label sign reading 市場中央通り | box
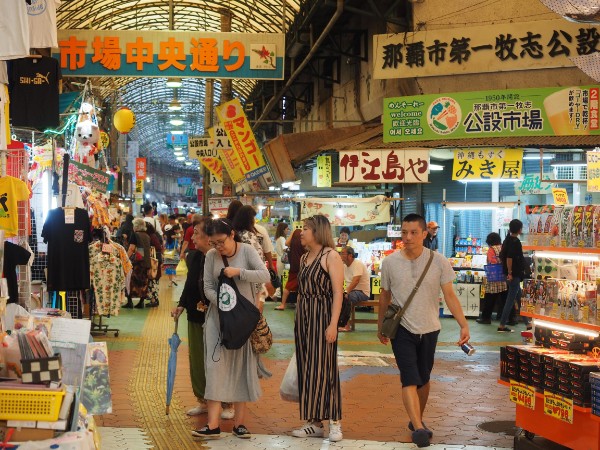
[383,86,600,143]
[338,149,429,184]
[373,19,596,79]
[54,30,284,79]
[452,148,523,181]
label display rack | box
[500,245,600,450]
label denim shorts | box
[391,325,440,387]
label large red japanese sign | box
[338,150,429,184]
[216,99,268,181]
[374,19,597,79]
[54,30,284,79]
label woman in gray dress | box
[193,218,270,440]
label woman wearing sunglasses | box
[291,214,345,442]
[193,218,270,440]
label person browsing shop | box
[377,214,470,448]
[423,221,439,251]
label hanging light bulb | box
[166,77,183,88]
[168,98,182,111]
[169,118,184,126]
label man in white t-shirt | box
[377,213,470,448]
[340,246,370,303]
[142,204,162,237]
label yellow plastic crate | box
[0,389,65,421]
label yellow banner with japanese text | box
[544,391,573,424]
[452,148,523,181]
[208,127,245,184]
[587,151,600,192]
[216,98,268,181]
[200,157,223,182]
[509,380,535,410]
[55,29,284,79]
[317,155,332,187]
[135,179,144,194]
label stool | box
[350,296,380,331]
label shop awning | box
[317,123,600,151]
[263,124,368,182]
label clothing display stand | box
[89,289,119,337]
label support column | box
[202,80,214,216]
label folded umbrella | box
[166,318,181,415]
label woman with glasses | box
[193,218,270,440]
[291,214,345,442]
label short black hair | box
[168,214,177,220]
[340,226,351,234]
[509,219,523,234]
[486,232,502,246]
[143,204,152,214]
[402,213,427,231]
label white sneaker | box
[292,421,324,438]
[329,420,342,442]
[186,404,207,416]
[220,407,235,420]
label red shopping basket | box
[484,264,505,282]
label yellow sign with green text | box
[453,149,523,181]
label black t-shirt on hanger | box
[3,241,32,304]
[8,56,61,130]
[41,207,91,291]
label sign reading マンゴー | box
[383,86,600,142]
[54,30,284,79]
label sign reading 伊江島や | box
[452,148,523,181]
[374,19,597,80]
[54,30,284,79]
[384,86,600,143]
[338,149,429,184]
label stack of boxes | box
[501,345,600,406]
[590,372,600,416]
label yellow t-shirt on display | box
[0,176,30,236]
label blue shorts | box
[347,290,369,303]
[391,325,440,388]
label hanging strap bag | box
[218,255,261,350]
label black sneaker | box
[191,425,221,439]
[497,327,514,333]
[412,429,431,447]
[232,424,252,439]
[475,319,491,324]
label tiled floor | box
[94,279,525,449]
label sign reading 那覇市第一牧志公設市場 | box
[373,19,597,80]
[54,30,284,79]
[383,86,600,143]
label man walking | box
[423,221,439,251]
[377,214,470,448]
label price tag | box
[102,243,113,254]
[544,391,573,424]
[64,208,75,224]
[509,380,535,410]
[371,277,381,295]
[552,188,568,205]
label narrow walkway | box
[94,278,523,449]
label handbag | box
[338,292,352,327]
[175,258,187,276]
[149,247,159,279]
[250,314,273,354]
[279,352,299,402]
[381,249,435,339]
[269,269,281,289]
[218,255,261,350]
[281,248,290,264]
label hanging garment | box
[0,85,9,150]
[41,207,91,291]
[8,56,61,130]
[0,176,31,237]
[3,241,32,304]
[27,0,60,48]
[89,241,125,316]
[0,0,29,60]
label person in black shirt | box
[498,219,525,333]
[171,218,210,416]
[423,221,439,251]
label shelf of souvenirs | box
[523,245,600,254]
[521,312,600,333]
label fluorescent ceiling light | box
[535,319,599,337]
[174,151,184,156]
[444,201,516,210]
[429,164,444,171]
[550,161,587,167]
[168,99,182,111]
[171,130,184,135]
[173,146,183,151]
[145,177,150,182]
[534,251,599,262]
[184,161,192,166]
[176,156,185,161]
[169,118,184,126]
[459,179,522,183]
[166,77,182,88]
[523,155,553,160]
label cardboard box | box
[9,427,54,442]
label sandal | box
[274,306,285,310]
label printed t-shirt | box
[0,0,29,60]
[41,207,91,291]
[380,249,455,335]
[27,0,60,48]
[0,176,31,237]
[9,56,61,130]
[3,241,32,304]
[344,258,371,296]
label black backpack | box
[218,256,260,350]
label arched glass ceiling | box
[57,0,302,171]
